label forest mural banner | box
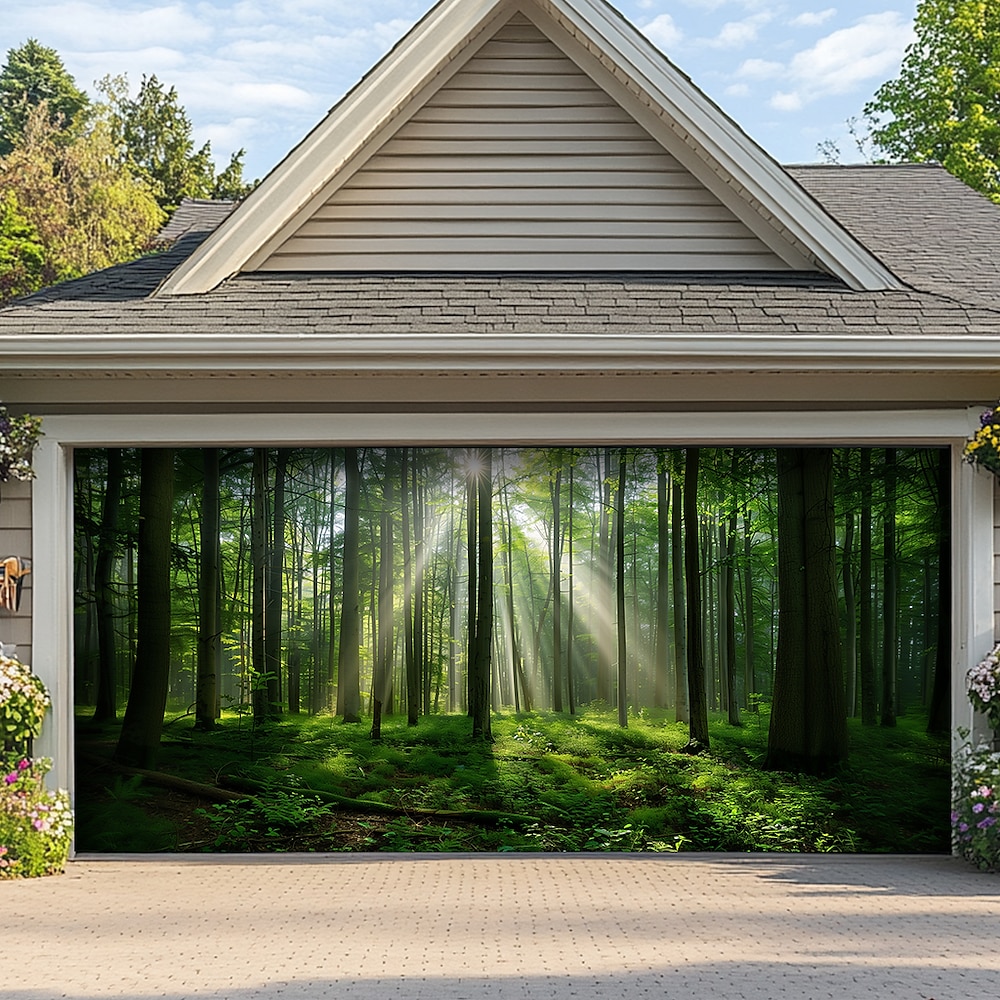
[72,446,951,854]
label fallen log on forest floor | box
[77,751,251,804]
[218,773,549,829]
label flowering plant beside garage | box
[0,654,72,878]
[968,642,1000,731]
[953,742,1000,872]
[0,403,42,485]
[964,403,1000,475]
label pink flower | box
[4,772,18,785]
[16,759,29,771]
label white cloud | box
[737,57,784,80]
[1,2,213,51]
[703,11,773,49]
[641,13,683,51]
[724,82,750,97]
[767,12,914,110]
[789,8,837,28]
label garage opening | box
[72,444,951,853]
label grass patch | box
[74,706,950,854]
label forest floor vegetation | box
[74,707,950,854]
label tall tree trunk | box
[597,448,612,703]
[338,447,362,723]
[742,508,755,711]
[859,449,877,725]
[470,450,493,740]
[767,448,847,774]
[566,452,576,716]
[115,449,175,769]
[373,450,395,740]
[324,449,338,715]
[501,455,531,712]
[551,463,563,712]
[401,450,418,724]
[927,448,952,734]
[251,447,268,721]
[615,447,628,728]
[725,500,740,727]
[466,451,478,716]
[93,448,123,723]
[195,447,220,730]
[881,447,898,727]
[843,500,857,717]
[264,448,289,718]
[653,453,670,709]
[684,448,709,749]
[413,456,427,716]
[672,472,688,723]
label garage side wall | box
[0,478,32,665]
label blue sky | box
[0,1,916,181]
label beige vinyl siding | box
[260,15,789,273]
[0,478,32,665]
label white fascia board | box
[3,333,1000,373]
[34,409,977,449]
[158,0,513,296]
[540,0,902,291]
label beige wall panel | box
[262,17,787,273]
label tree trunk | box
[251,447,268,722]
[470,450,493,740]
[195,447,220,730]
[742,507,755,711]
[767,448,847,774]
[859,449,877,726]
[881,447,898,727]
[615,448,628,728]
[597,448,612,703]
[653,454,670,709]
[373,450,395,740]
[93,448,123,723]
[684,448,709,749]
[566,452,576,716]
[551,463,563,712]
[672,472,688,723]
[842,499,857,717]
[115,449,175,769]
[264,448,289,718]
[466,451,478,716]
[338,447,362,723]
[927,448,952,734]
[725,495,741,727]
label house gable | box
[158,0,901,294]
[252,14,789,273]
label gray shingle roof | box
[2,164,999,340]
[155,199,237,243]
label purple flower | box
[4,772,18,785]
[951,810,960,823]
[960,823,970,833]
[977,817,997,830]
[973,802,986,814]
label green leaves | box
[865,0,1000,201]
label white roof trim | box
[3,333,996,373]
[158,0,901,296]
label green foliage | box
[0,191,46,300]
[864,0,1000,201]
[97,74,251,211]
[0,654,50,748]
[74,775,177,852]
[196,789,334,851]
[0,39,88,155]
[0,103,165,300]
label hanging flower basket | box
[964,403,1000,476]
[0,404,43,483]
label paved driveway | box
[2,854,998,999]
